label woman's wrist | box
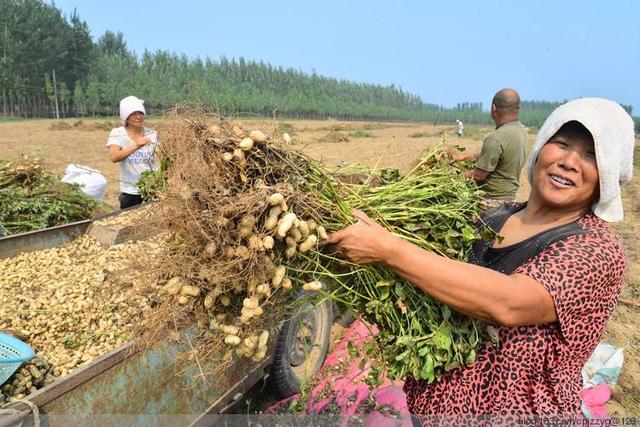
[379,232,402,266]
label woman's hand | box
[324,209,396,265]
[132,134,150,148]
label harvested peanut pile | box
[92,203,155,227]
[0,234,166,401]
[0,356,53,404]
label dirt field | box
[1,117,638,414]
[0,117,492,207]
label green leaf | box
[411,316,422,334]
[394,349,411,362]
[461,225,477,244]
[418,343,432,357]
[394,282,405,299]
[432,325,452,350]
[347,341,359,359]
[434,350,449,362]
[395,335,413,346]
[403,223,420,231]
[466,349,477,365]
[420,355,435,381]
[363,342,376,356]
[441,306,452,322]
[376,279,393,287]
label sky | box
[53,0,640,113]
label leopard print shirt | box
[404,213,627,417]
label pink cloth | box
[268,319,411,425]
[580,384,611,419]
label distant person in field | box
[456,119,464,137]
[460,88,528,201]
[106,96,158,209]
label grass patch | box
[349,130,373,138]
[316,124,352,132]
[49,120,117,131]
[316,122,390,132]
[457,127,490,141]
[409,131,431,138]
[0,116,27,123]
[49,121,73,130]
[278,122,296,135]
[317,130,350,143]
[74,120,117,131]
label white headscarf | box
[526,98,635,222]
[119,96,146,126]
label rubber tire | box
[269,293,333,398]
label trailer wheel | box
[269,294,333,398]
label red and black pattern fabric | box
[404,205,627,418]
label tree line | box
[1,0,637,131]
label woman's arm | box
[326,210,557,327]
[384,236,556,326]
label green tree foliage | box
[96,30,128,56]
[2,1,637,130]
[0,0,94,117]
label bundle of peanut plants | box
[143,108,338,372]
[146,108,491,384]
[0,158,102,235]
[313,149,493,381]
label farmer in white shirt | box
[106,96,158,209]
[456,119,464,137]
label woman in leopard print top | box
[325,98,635,421]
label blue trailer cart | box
[0,210,332,426]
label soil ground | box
[1,117,638,415]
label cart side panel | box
[0,220,91,259]
[30,329,266,426]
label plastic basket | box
[0,332,35,386]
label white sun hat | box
[526,98,635,222]
[119,95,146,125]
